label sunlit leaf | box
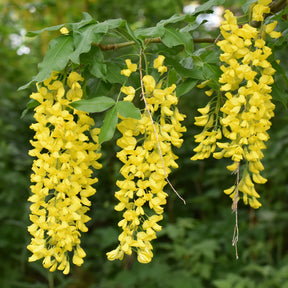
[122,20,141,44]
[157,14,186,26]
[36,35,74,82]
[70,96,115,113]
[26,12,96,37]
[191,0,225,15]
[26,24,65,37]
[94,18,124,33]
[72,12,96,29]
[70,24,103,64]
[242,0,258,13]
[135,26,165,39]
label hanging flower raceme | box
[28,71,102,274]
[190,81,222,161]
[107,56,186,263]
[196,1,280,209]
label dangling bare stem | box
[138,48,186,205]
[231,162,240,259]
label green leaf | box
[106,63,126,84]
[201,49,220,64]
[134,26,165,39]
[81,46,107,79]
[71,12,96,29]
[157,14,186,26]
[85,78,112,99]
[180,21,202,33]
[18,77,36,91]
[70,24,103,64]
[202,63,221,82]
[99,106,118,144]
[272,82,288,107]
[21,99,39,118]
[242,0,257,14]
[36,35,74,82]
[70,19,124,65]
[119,20,141,45]
[272,60,288,87]
[165,57,203,79]
[192,0,225,15]
[116,101,141,119]
[26,24,65,37]
[94,18,124,33]
[162,27,193,55]
[176,79,197,97]
[26,12,96,37]
[70,96,115,113]
[167,69,178,87]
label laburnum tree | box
[21,0,288,275]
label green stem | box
[142,52,148,76]
[117,79,128,102]
[48,272,54,288]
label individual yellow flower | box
[121,59,137,77]
[121,86,136,101]
[142,75,156,93]
[60,27,69,35]
[153,55,167,75]
[264,21,282,38]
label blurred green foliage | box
[1,0,288,287]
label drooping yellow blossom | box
[28,71,102,274]
[121,59,138,77]
[263,21,282,38]
[191,81,223,161]
[154,55,167,75]
[107,56,186,263]
[121,86,136,102]
[252,0,271,21]
[142,75,156,93]
[208,6,281,209]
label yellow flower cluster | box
[107,56,186,263]
[191,0,281,165]
[214,3,280,208]
[190,97,222,161]
[28,71,102,274]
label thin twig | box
[214,33,221,44]
[231,162,240,260]
[138,48,186,205]
[94,37,215,51]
